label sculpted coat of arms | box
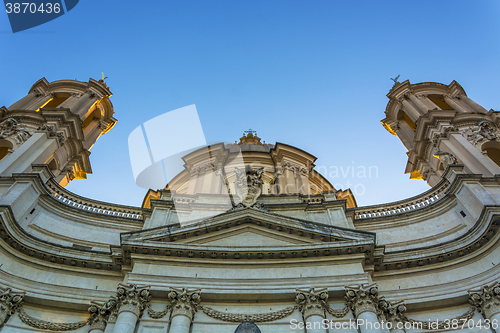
[233,165,264,207]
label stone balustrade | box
[353,179,450,219]
[46,179,143,219]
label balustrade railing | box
[353,179,451,219]
[45,179,143,219]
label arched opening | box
[0,140,13,161]
[428,94,453,110]
[47,159,58,172]
[82,106,102,131]
[43,92,71,108]
[482,141,500,167]
[234,321,261,333]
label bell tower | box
[0,77,117,186]
[382,80,500,186]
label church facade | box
[0,78,499,332]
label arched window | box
[0,139,13,161]
[482,141,500,167]
[235,321,261,333]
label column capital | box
[295,287,328,320]
[0,286,24,325]
[378,299,406,325]
[469,282,500,318]
[345,283,380,317]
[116,284,151,318]
[168,287,201,321]
[88,297,119,330]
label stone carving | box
[146,303,171,319]
[345,283,380,317]
[0,287,24,326]
[282,161,308,177]
[38,124,66,146]
[234,165,264,207]
[402,308,475,329]
[116,284,151,317]
[469,281,500,318]
[18,307,88,331]
[0,117,32,144]
[201,305,296,323]
[433,149,458,168]
[234,321,262,333]
[88,298,118,331]
[461,120,500,146]
[168,288,201,321]
[378,299,406,324]
[295,288,328,320]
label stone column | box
[70,91,100,119]
[113,284,151,333]
[88,298,119,333]
[443,95,468,113]
[458,94,488,114]
[345,284,383,333]
[400,97,421,122]
[168,288,201,333]
[8,92,38,110]
[378,299,407,333]
[408,94,429,113]
[0,287,24,327]
[295,288,328,333]
[469,282,500,328]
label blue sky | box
[1,1,499,207]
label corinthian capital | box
[378,299,406,324]
[295,288,328,320]
[345,283,380,317]
[469,282,500,318]
[88,297,119,330]
[116,284,151,317]
[168,287,201,321]
[0,287,24,326]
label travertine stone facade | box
[0,78,499,332]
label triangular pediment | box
[122,207,374,246]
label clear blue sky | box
[1,1,499,207]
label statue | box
[390,74,401,86]
[233,165,264,207]
[433,149,458,168]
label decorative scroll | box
[147,304,171,319]
[201,305,296,323]
[18,307,88,331]
[324,304,349,318]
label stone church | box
[0,78,499,333]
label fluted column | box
[346,284,383,333]
[295,288,328,333]
[469,282,500,328]
[0,287,24,327]
[168,288,201,333]
[113,284,151,333]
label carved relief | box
[295,288,328,320]
[0,117,32,144]
[469,281,500,318]
[168,287,201,321]
[115,284,151,318]
[460,120,500,147]
[433,149,459,168]
[234,165,264,207]
[345,283,380,317]
[38,125,66,146]
[0,287,24,326]
[88,298,118,330]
